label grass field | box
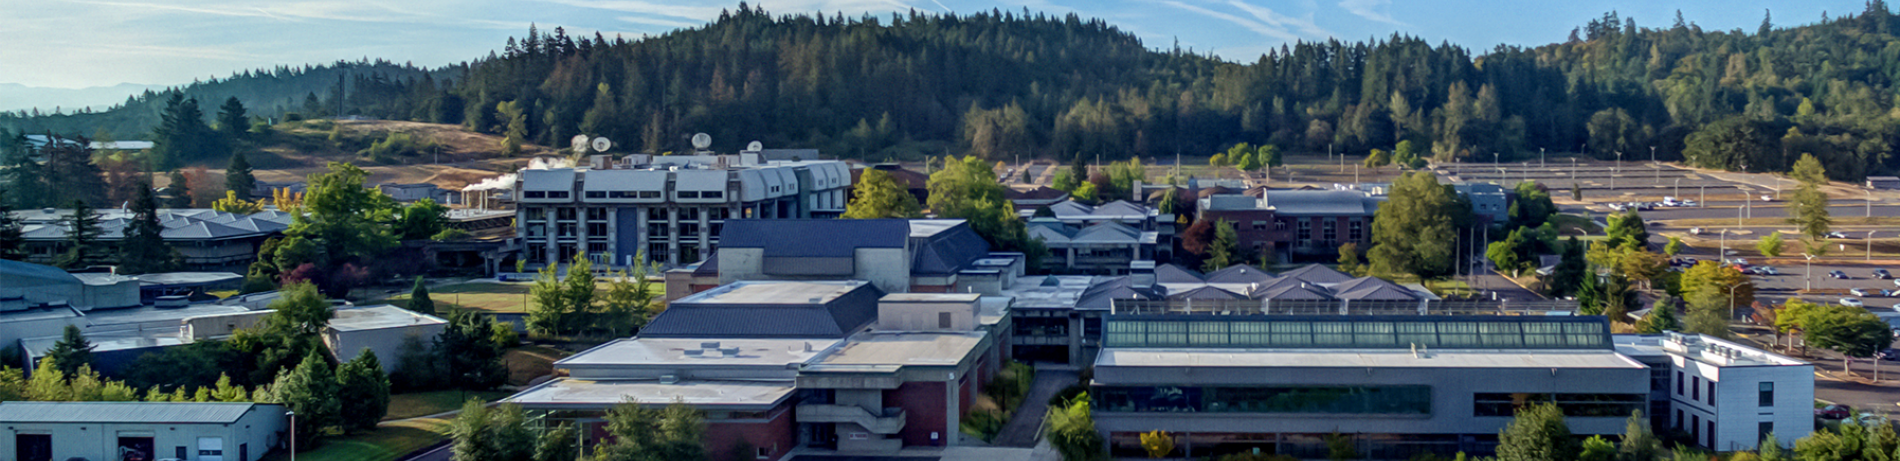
[259,418,452,461]
[385,390,512,421]
[1548,214,1604,235]
[383,282,533,313]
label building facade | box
[0,402,286,461]
[514,153,851,268]
[1616,333,1814,451]
[1197,190,1382,263]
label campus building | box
[667,219,1024,298]
[1027,200,1164,274]
[1196,190,1383,263]
[513,152,852,268]
[10,208,294,270]
[504,280,1007,459]
[0,401,286,461]
[1614,333,1814,451]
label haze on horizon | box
[0,0,1869,92]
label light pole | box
[1613,151,1622,193]
[1700,185,1707,207]
[1869,190,1874,218]
[1871,231,1878,261]
[1540,147,1546,168]
[288,410,297,461]
[1729,283,1740,323]
[1651,146,1658,184]
[1805,253,1817,291]
[1720,229,1728,256]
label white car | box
[1758,266,1779,275]
[1761,195,1774,202]
[1683,200,1699,207]
[1853,288,1872,297]
[1843,298,1866,308]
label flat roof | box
[812,331,985,368]
[674,280,868,305]
[0,306,83,324]
[881,293,983,303]
[557,337,840,368]
[1097,348,1649,370]
[328,305,447,332]
[1103,315,1614,350]
[1614,333,1809,367]
[22,325,189,356]
[1001,275,1097,309]
[505,379,796,409]
[81,304,253,326]
[0,402,277,424]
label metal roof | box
[1202,265,1276,284]
[1277,264,1355,284]
[909,220,990,275]
[1261,190,1381,216]
[1103,315,1613,350]
[0,259,79,287]
[642,281,883,338]
[719,219,908,258]
[0,402,276,424]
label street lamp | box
[1729,283,1741,323]
[287,410,297,461]
[1805,253,1817,291]
[1651,146,1658,184]
[1674,178,1681,199]
[1613,151,1622,193]
[1871,231,1879,261]
[1540,147,1546,168]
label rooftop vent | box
[700,341,721,350]
[659,375,679,384]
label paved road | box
[990,369,1077,448]
[1468,270,1546,302]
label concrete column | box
[542,207,557,268]
[698,206,711,253]
[575,206,589,264]
[634,206,648,263]
[605,207,618,267]
[944,374,960,447]
[1068,314,1084,365]
[666,207,680,265]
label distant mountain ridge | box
[0,82,165,113]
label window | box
[678,191,701,199]
[1274,220,1287,231]
[647,223,669,238]
[679,208,700,221]
[588,242,609,254]
[547,191,570,199]
[1759,382,1774,407]
[557,223,576,237]
[939,312,954,329]
[557,208,577,220]
[1759,422,1774,445]
[1708,381,1716,405]
[709,208,731,221]
[1707,421,1715,448]
[608,191,635,198]
[1676,371,1684,395]
[524,191,547,199]
[647,208,669,222]
[1297,220,1312,242]
[757,446,772,460]
[1472,393,1646,417]
[585,191,606,199]
[681,223,700,236]
[1349,221,1363,241]
[587,223,607,236]
[527,208,547,221]
[1691,376,1700,401]
[648,243,670,261]
[1675,409,1683,429]
[1252,221,1267,230]
[587,208,607,221]
[1691,415,1701,443]
[703,190,725,199]
[1322,220,1336,243]
[1095,385,1430,415]
[638,191,662,199]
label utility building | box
[0,401,286,461]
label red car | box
[1817,404,1852,420]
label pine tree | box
[45,325,94,378]
[335,348,390,433]
[1202,219,1238,272]
[0,189,23,260]
[271,351,339,450]
[406,276,436,315]
[53,200,104,269]
[217,97,249,143]
[226,151,256,202]
[166,170,193,208]
[119,182,178,274]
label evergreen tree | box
[226,151,256,202]
[166,170,193,208]
[1368,171,1468,278]
[1636,300,1681,333]
[1788,154,1833,242]
[270,352,339,450]
[1496,403,1575,461]
[1202,219,1237,272]
[217,96,249,142]
[119,182,179,274]
[1549,237,1588,297]
[53,200,104,269]
[1759,231,1785,257]
[438,309,509,390]
[335,348,390,433]
[406,276,436,315]
[0,190,24,260]
[44,325,94,378]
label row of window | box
[1675,372,1765,407]
[536,190,730,200]
[1094,385,1432,415]
[526,206,736,222]
[1471,393,1646,417]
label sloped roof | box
[1279,264,1355,284]
[1007,186,1070,201]
[719,219,909,258]
[1167,285,1248,300]
[1257,283,1333,300]
[1262,190,1381,216]
[909,220,990,275]
[0,259,80,287]
[1331,276,1422,301]
[1069,221,1142,244]
[1076,276,1162,310]
[1153,264,1205,284]
[1027,220,1077,244]
[642,281,883,339]
[0,402,275,424]
[1203,264,1277,284]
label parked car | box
[1879,349,1900,361]
[1608,203,1625,211]
[1852,288,1872,297]
[1877,269,1892,279]
[1893,278,1900,287]
[1761,194,1774,202]
[1861,414,1892,427]
[1683,200,1699,207]
[1819,405,1853,420]
[1829,231,1850,239]
[1690,227,1704,235]
[1758,266,1778,275]
[1843,298,1866,308]
[1833,270,1851,279]
[1729,258,1750,266]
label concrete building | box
[671,219,1023,298]
[0,259,141,312]
[1090,315,1649,459]
[322,305,448,373]
[0,401,286,461]
[1452,182,1510,225]
[513,152,852,268]
[1196,190,1383,263]
[11,209,293,270]
[1028,200,1163,274]
[1615,333,1814,451]
[376,183,450,203]
[505,280,1004,459]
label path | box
[990,369,1077,448]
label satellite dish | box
[591,137,613,153]
[691,133,712,150]
[571,134,590,152]
[746,140,763,152]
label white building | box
[322,305,449,373]
[1615,332,1814,451]
[0,401,286,461]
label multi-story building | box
[513,153,852,268]
[667,219,1023,298]
[1197,190,1383,263]
[1615,333,1814,451]
[11,208,292,270]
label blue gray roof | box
[909,220,990,275]
[0,402,278,424]
[0,259,79,287]
[1261,190,1383,216]
[1203,264,1276,284]
[719,219,909,258]
[641,281,884,339]
[1278,264,1356,285]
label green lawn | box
[1549,214,1604,235]
[259,418,452,461]
[1423,279,1477,298]
[386,390,512,420]
[380,280,665,314]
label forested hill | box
[0,60,454,140]
[13,3,1900,180]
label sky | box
[0,0,1874,91]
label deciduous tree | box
[843,169,923,219]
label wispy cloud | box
[1159,0,1300,41]
[1337,0,1401,25]
[617,15,702,29]
[1227,0,1332,38]
[535,0,724,20]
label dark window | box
[1472,393,1646,417]
[1677,371,1684,395]
[1759,382,1774,407]
[1707,421,1715,447]
[524,191,547,199]
[681,223,700,236]
[1252,221,1267,230]
[757,446,771,459]
[1692,415,1701,444]
[1691,376,1700,401]
[1095,385,1430,415]
[1708,381,1716,405]
[648,243,670,261]
[588,242,609,254]
[557,223,576,237]
[638,191,662,199]
[679,208,700,221]
[585,191,606,199]
[1349,221,1363,241]
[527,208,547,221]
[1759,422,1774,445]
[557,208,576,220]
[1274,220,1287,231]
[587,223,607,236]
[679,191,701,199]
[1322,220,1337,243]
[647,223,669,237]
[704,190,725,199]
[608,191,634,198]
[939,312,954,329]
[709,208,730,221]
[177,446,189,459]
[20,435,55,461]
[1675,409,1683,429]
[547,191,570,199]
[647,208,668,222]
[587,208,607,221]
[1297,220,1312,242]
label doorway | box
[16,434,50,461]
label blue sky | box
[0,0,1871,90]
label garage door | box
[197,437,224,461]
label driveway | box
[990,369,1078,448]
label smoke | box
[463,156,574,192]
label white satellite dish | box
[591,137,613,153]
[746,140,763,152]
[571,135,591,153]
[691,133,713,150]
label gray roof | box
[1075,276,1162,310]
[1152,264,1206,284]
[0,259,79,287]
[1167,285,1247,300]
[1330,276,1421,301]
[1278,264,1355,285]
[1261,190,1382,216]
[642,281,883,339]
[910,220,990,275]
[0,402,277,424]
[719,219,909,258]
[1203,264,1276,284]
[15,208,289,242]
